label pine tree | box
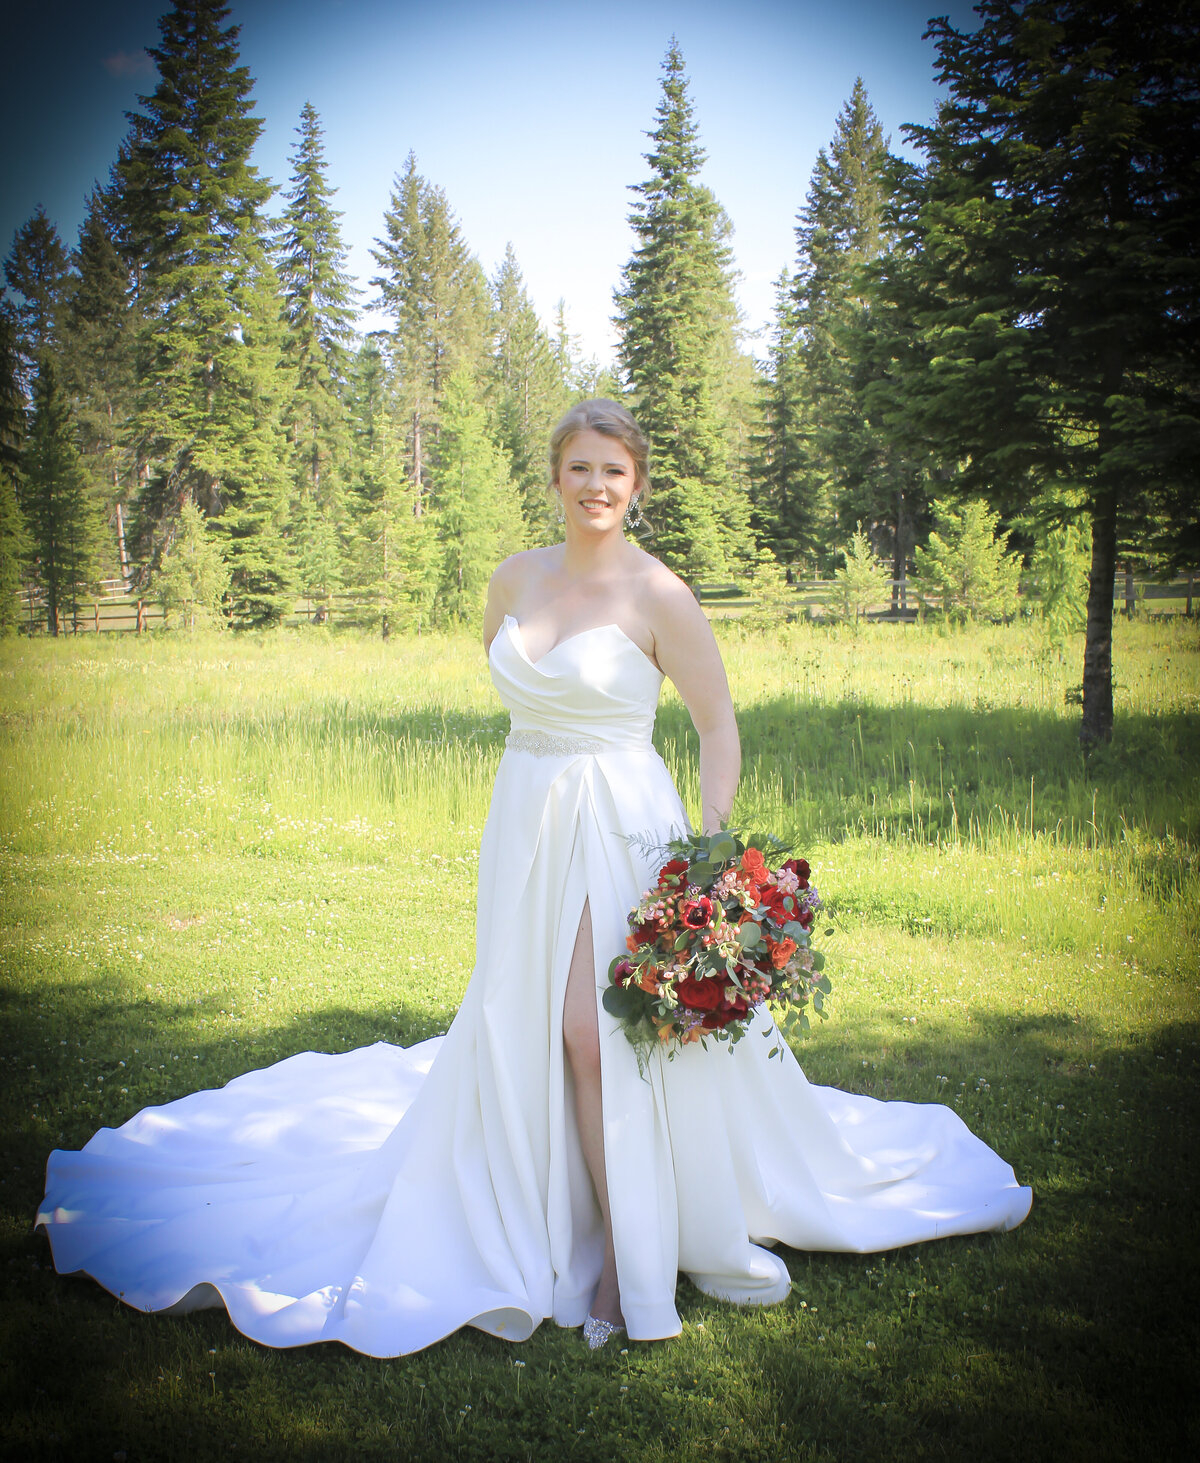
[831,523,893,625]
[740,546,796,632]
[276,100,357,603]
[490,244,565,545]
[61,190,138,552]
[752,268,824,567]
[344,336,436,633]
[119,0,292,625]
[1028,522,1090,643]
[614,41,751,582]
[0,470,28,636]
[765,80,926,587]
[152,498,230,627]
[886,0,1200,741]
[3,207,69,390]
[371,155,491,505]
[0,309,30,633]
[345,334,391,502]
[430,367,525,624]
[913,500,1021,623]
[22,359,104,633]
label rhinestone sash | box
[505,728,605,758]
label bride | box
[37,399,1031,1356]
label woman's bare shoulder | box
[490,546,560,601]
[632,550,707,621]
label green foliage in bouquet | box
[603,828,831,1064]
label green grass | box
[1,617,1197,1462]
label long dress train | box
[36,617,1031,1355]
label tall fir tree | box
[884,0,1200,743]
[3,207,70,390]
[490,244,566,545]
[761,80,926,588]
[344,335,438,632]
[22,358,104,633]
[0,309,30,633]
[276,100,357,611]
[119,0,291,625]
[752,268,819,566]
[61,189,138,565]
[430,367,525,624]
[614,41,750,581]
[371,155,491,507]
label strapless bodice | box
[489,615,663,753]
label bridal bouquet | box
[603,829,830,1060]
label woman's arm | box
[645,576,741,834]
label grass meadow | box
[1,615,1197,1462]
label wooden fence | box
[697,571,1199,620]
[12,570,1198,633]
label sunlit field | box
[1,617,1197,1461]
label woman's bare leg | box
[562,899,623,1326]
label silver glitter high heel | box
[583,1314,625,1351]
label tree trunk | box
[115,501,130,587]
[1124,561,1135,617]
[1080,493,1117,747]
[892,488,907,613]
[412,408,423,515]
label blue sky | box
[1,0,978,363]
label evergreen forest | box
[1,0,1196,745]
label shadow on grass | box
[657,696,1200,847]
[2,965,1197,1462]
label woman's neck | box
[560,526,632,580]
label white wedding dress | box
[37,617,1031,1355]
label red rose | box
[784,857,811,890]
[681,896,714,929]
[702,996,749,1030]
[757,885,793,923]
[676,974,723,1011]
[658,857,689,888]
[631,919,658,946]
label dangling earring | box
[624,494,643,531]
[554,492,565,526]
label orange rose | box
[626,934,639,954]
[769,936,797,969]
[638,965,661,994]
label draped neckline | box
[501,615,662,676]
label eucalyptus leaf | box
[602,985,638,1019]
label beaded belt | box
[505,728,606,758]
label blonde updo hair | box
[548,398,651,498]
